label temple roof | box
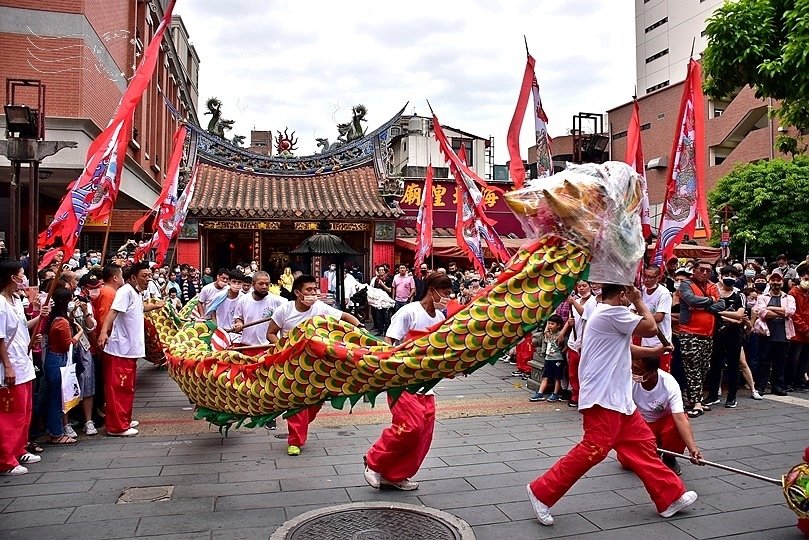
[189,161,400,221]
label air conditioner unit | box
[647,157,667,170]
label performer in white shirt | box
[631,353,704,476]
[364,273,453,491]
[266,275,360,456]
[232,272,284,346]
[196,268,230,318]
[211,270,245,343]
[640,265,673,371]
[527,284,697,527]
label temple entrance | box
[207,230,254,270]
[261,229,368,283]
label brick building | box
[0,0,199,253]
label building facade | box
[635,0,724,95]
[0,0,199,253]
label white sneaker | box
[751,390,763,400]
[63,425,78,438]
[107,427,139,437]
[18,453,41,464]
[0,465,28,476]
[84,421,98,436]
[382,478,419,491]
[526,484,554,525]
[129,420,140,428]
[659,490,698,518]
[364,466,382,489]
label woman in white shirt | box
[0,260,50,475]
[364,273,453,491]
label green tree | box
[709,157,809,259]
[702,0,809,155]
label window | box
[657,113,666,120]
[713,108,724,118]
[641,123,651,131]
[645,17,668,33]
[645,49,669,64]
[451,138,473,166]
[612,130,627,141]
[646,80,670,93]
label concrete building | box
[635,0,725,95]
[0,0,200,253]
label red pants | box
[287,404,323,447]
[567,349,581,402]
[529,405,685,513]
[366,392,436,483]
[104,354,138,434]
[640,414,685,456]
[0,381,32,469]
[515,337,534,374]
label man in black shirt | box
[704,266,746,408]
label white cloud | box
[176,0,636,162]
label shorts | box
[542,360,566,381]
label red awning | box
[646,243,723,262]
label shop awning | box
[190,162,400,221]
[646,243,723,262]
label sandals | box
[687,408,704,418]
[47,435,77,445]
[26,442,44,454]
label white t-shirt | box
[641,285,672,347]
[144,280,162,300]
[271,300,343,336]
[0,295,35,385]
[104,283,145,358]
[568,295,595,352]
[233,292,285,345]
[633,370,684,423]
[578,303,641,415]
[386,302,445,344]
[198,282,226,311]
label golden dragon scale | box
[147,236,587,425]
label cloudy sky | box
[174,0,636,162]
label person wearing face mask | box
[232,272,284,347]
[786,265,809,391]
[703,267,746,408]
[364,273,453,491]
[752,272,795,396]
[196,268,230,319]
[630,354,704,476]
[210,271,245,343]
[527,285,697,527]
[776,255,797,280]
[266,275,360,456]
[323,264,337,296]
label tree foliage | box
[708,157,809,259]
[702,0,809,154]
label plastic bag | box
[504,161,646,285]
[61,344,81,413]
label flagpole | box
[100,210,114,264]
[523,35,529,56]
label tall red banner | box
[625,100,652,239]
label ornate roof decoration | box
[193,104,407,177]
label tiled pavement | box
[1,358,807,539]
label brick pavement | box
[1,358,807,539]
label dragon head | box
[505,161,645,285]
[204,97,222,114]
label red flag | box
[37,0,178,267]
[135,161,200,265]
[133,125,187,234]
[626,100,652,239]
[653,59,709,265]
[506,52,553,189]
[413,163,434,275]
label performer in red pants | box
[527,284,697,527]
[631,354,703,475]
[364,274,452,490]
[266,275,360,456]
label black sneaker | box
[725,399,737,408]
[703,396,721,406]
[511,370,525,377]
[567,400,578,408]
[662,455,682,476]
[772,387,788,396]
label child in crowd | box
[530,314,566,402]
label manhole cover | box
[117,485,174,504]
[271,502,475,540]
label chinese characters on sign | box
[400,182,499,208]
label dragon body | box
[146,162,645,427]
